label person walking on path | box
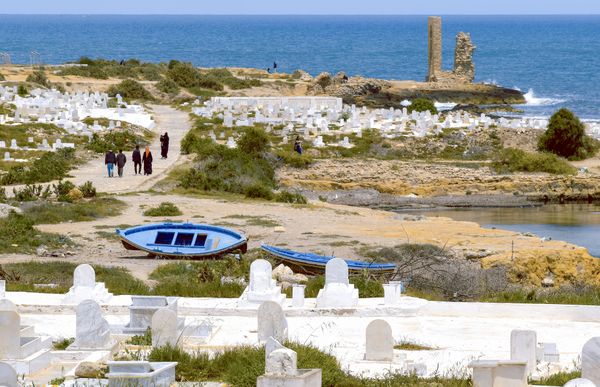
[142,146,153,176]
[160,132,170,159]
[116,149,127,178]
[105,149,116,177]
[132,145,142,175]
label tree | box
[538,108,597,160]
[408,98,438,115]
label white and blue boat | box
[117,222,248,259]
[261,244,396,275]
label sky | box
[2,0,600,15]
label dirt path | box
[69,105,191,194]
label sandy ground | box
[0,191,589,285]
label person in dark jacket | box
[293,136,303,155]
[142,146,153,176]
[116,149,127,178]
[132,145,142,175]
[160,132,170,159]
[105,149,116,177]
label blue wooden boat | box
[261,244,396,275]
[117,223,247,259]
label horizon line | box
[0,13,598,16]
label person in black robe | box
[160,132,170,159]
[142,146,153,175]
[132,145,142,175]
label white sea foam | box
[523,89,566,106]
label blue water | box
[1,15,599,118]
[400,204,600,257]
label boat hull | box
[261,244,396,276]
[117,223,248,259]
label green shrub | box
[244,184,273,200]
[492,148,576,175]
[237,127,270,155]
[156,77,180,95]
[143,202,183,217]
[53,179,76,201]
[17,84,28,96]
[538,108,598,160]
[409,98,438,115]
[0,212,69,253]
[107,79,153,100]
[12,184,51,201]
[127,328,152,346]
[23,197,127,224]
[86,131,148,153]
[52,338,75,350]
[0,148,76,185]
[26,69,49,87]
[179,137,275,196]
[534,370,581,386]
[276,150,313,168]
[79,181,97,198]
[167,62,201,88]
[274,191,307,204]
[0,73,5,81]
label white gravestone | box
[510,330,537,375]
[257,301,288,343]
[583,337,600,385]
[292,284,305,307]
[316,258,358,308]
[70,300,111,349]
[266,348,297,376]
[152,308,178,348]
[0,310,21,359]
[63,264,112,304]
[383,281,402,306]
[0,362,18,387]
[365,319,394,361]
[242,259,285,305]
[0,280,5,299]
[564,379,597,387]
[257,342,322,387]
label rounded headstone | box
[583,337,600,385]
[325,258,349,285]
[564,379,597,387]
[365,319,394,361]
[257,301,287,343]
[151,308,178,348]
[0,311,21,359]
[0,362,17,387]
[73,264,96,287]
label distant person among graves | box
[267,67,271,74]
[142,146,153,176]
[105,149,116,177]
[116,149,127,178]
[132,145,142,175]
[160,132,170,159]
[273,62,278,73]
[293,136,303,155]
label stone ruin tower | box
[426,16,476,84]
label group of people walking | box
[104,132,169,178]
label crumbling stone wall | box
[453,32,476,83]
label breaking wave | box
[524,89,566,106]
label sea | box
[1,15,599,118]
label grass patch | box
[482,284,600,305]
[0,148,77,185]
[107,79,153,101]
[143,202,183,217]
[532,370,581,386]
[23,197,126,224]
[149,257,250,298]
[394,341,435,351]
[95,230,121,241]
[52,338,75,350]
[148,342,471,386]
[2,261,150,295]
[222,215,281,228]
[492,148,576,175]
[126,328,152,346]
[0,212,70,254]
